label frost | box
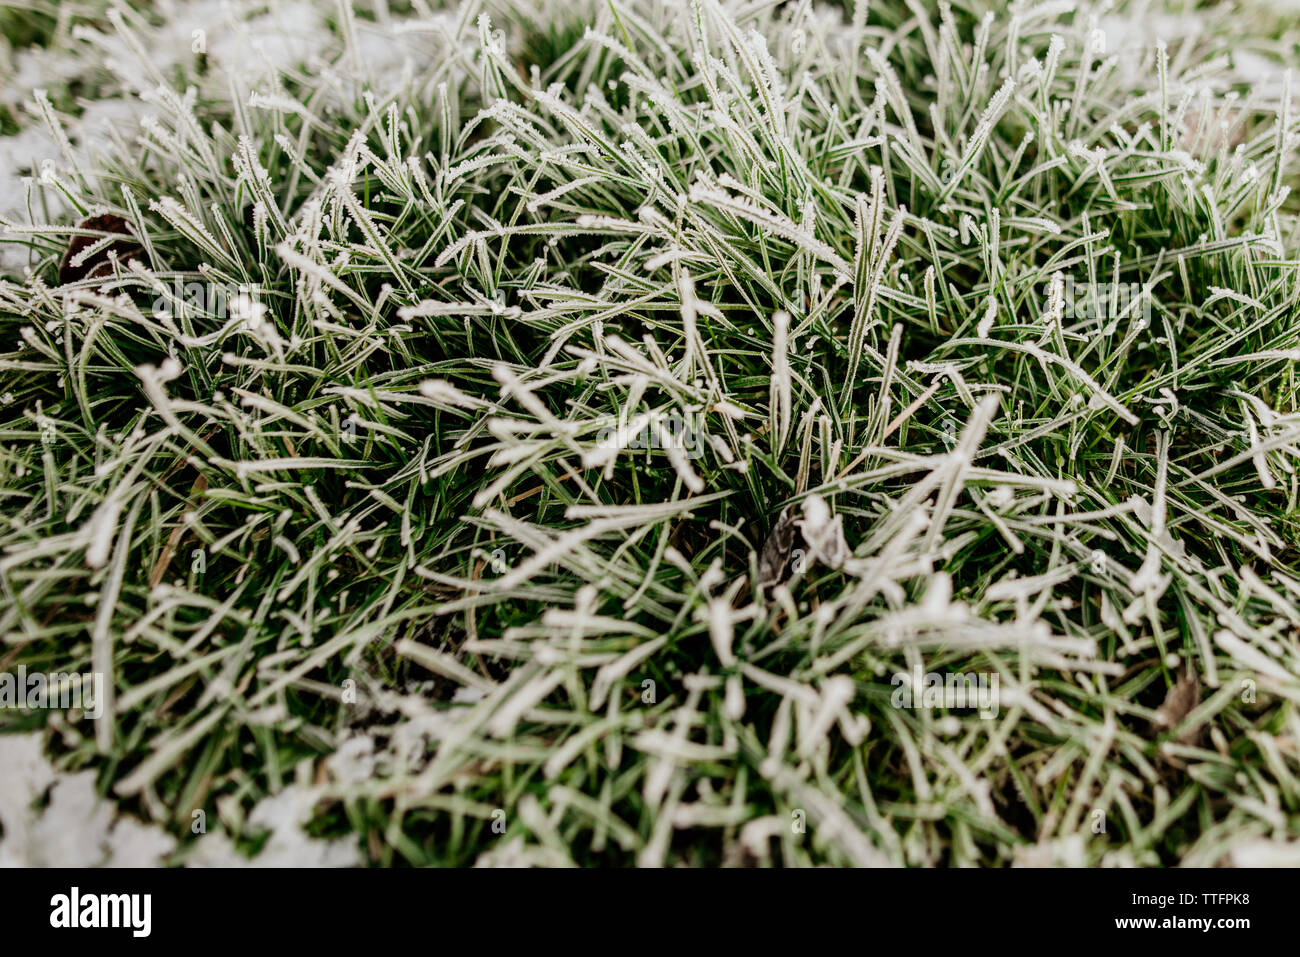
[0,734,175,867]
[796,494,849,570]
[186,784,360,868]
[1228,838,1300,868]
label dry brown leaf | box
[755,506,797,591]
[1152,668,1202,746]
[59,214,147,285]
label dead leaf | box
[1152,668,1201,745]
[756,506,797,591]
[59,213,147,285]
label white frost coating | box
[1229,838,1300,868]
[1,0,1297,873]
[83,494,125,570]
[187,783,361,868]
[0,734,175,867]
[977,296,997,338]
[771,310,792,454]
[797,493,849,570]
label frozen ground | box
[1,0,1299,866]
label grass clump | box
[1,0,1300,867]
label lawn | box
[1,0,1299,867]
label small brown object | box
[1152,668,1201,745]
[755,505,797,592]
[58,213,147,285]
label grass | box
[1,0,1299,867]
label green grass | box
[1,0,1300,867]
